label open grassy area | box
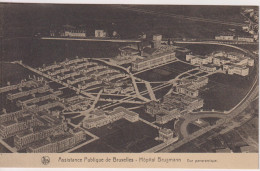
[72,119,160,152]
[187,123,201,134]
[0,63,36,87]
[200,72,256,111]
[136,61,195,82]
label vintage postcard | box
[0,2,259,169]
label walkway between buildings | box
[144,81,157,101]
[139,118,160,130]
[129,73,150,102]
[89,89,103,111]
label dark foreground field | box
[71,119,160,152]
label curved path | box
[180,113,226,138]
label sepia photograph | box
[0,2,259,168]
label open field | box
[200,72,256,111]
[187,124,201,134]
[136,61,195,82]
[2,5,247,65]
[72,119,160,152]
[0,63,37,86]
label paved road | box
[41,37,141,43]
[180,113,226,138]
[144,81,156,101]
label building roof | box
[73,127,83,134]
[159,128,173,135]
[91,109,106,116]
[153,34,162,37]
[192,55,208,59]
[84,116,107,124]
[1,120,17,127]
[16,94,35,102]
[227,52,245,57]
[181,95,199,104]
[33,125,51,132]
[164,92,183,102]
[41,114,61,125]
[36,116,50,125]
[212,51,226,56]
[51,133,73,143]
[34,91,52,98]
[238,36,254,38]
[143,47,157,55]
[16,129,33,138]
[178,83,198,92]
[161,103,178,111]
[135,50,175,64]
[214,56,230,61]
[29,139,51,150]
[17,115,32,122]
[113,106,139,117]
[179,78,193,85]
[216,32,235,36]
[201,64,217,68]
[230,64,249,69]
[107,110,123,116]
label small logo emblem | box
[41,156,50,165]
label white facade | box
[200,65,217,72]
[64,31,86,38]
[228,65,249,76]
[186,54,193,61]
[215,35,234,40]
[190,56,209,65]
[248,58,254,66]
[186,54,211,65]
[237,37,254,42]
[212,57,230,66]
[95,30,106,38]
[153,34,162,41]
[176,86,199,98]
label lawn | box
[72,119,160,152]
[187,123,201,134]
[0,63,36,87]
[200,73,255,111]
[135,61,195,82]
